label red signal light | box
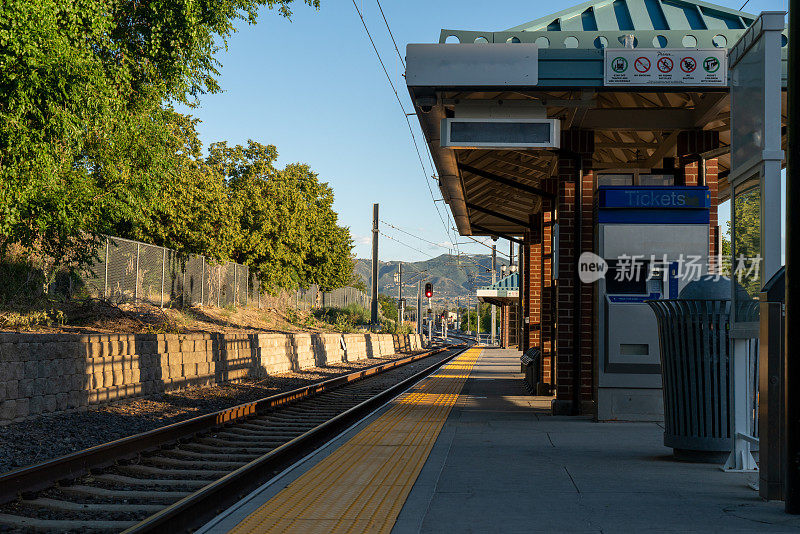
[424,282,433,298]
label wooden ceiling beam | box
[465,202,529,227]
[485,153,552,174]
[459,163,554,198]
[470,224,524,244]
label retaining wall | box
[0,332,424,425]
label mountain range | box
[354,254,510,306]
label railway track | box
[0,345,465,533]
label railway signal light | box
[424,283,433,298]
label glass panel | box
[733,183,761,322]
[598,174,634,186]
[604,259,650,295]
[731,36,766,170]
[638,173,675,186]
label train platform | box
[200,347,800,533]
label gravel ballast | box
[0,353,423,475]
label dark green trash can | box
[647,279,758,460]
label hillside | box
[354,254,509,306]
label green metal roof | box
[478,273,519,292]
[506,0,754,33]
[438,0,771,49]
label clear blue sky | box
[181,0,787,263]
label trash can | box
[521,347,549,395]
[647,277,757,461]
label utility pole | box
[475,301,480,344]
[456,296,460,331]
[370,204,379,330]
[427,294,432,346]
[397,262,403,327]
[417,279,422,336]
[491,244,497,346]
[786,0,800,514]
[467,297,470,334]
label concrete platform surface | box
[201,348,800,533]
[393,348,799,533]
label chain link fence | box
[78,236,369,311]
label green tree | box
[299,168,355,291]
[113,112,236,260]
[0,0,319,273]
[212,142,354,293]
[378,294,398,322]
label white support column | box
[724,10,786,474]
[723,338,759,472]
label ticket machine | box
[596,186,710,421]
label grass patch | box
[313,304,369,333]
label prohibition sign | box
[657,57,674,73]
[634,57,651,73]
[611,57,628,73]
[680,57,697,73]
[703,56,720,73]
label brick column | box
[541,183,557,387]
[500,304,510,348]
[528,215,542,355]
[521,231,531,351]
[679,130,720,263]
[553,130,595,415]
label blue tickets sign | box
[598,187,710,209]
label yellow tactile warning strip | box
[228,348,482,534]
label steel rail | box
[0,346,449,505]
[124,345,467,533]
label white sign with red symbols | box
[604,48,727,86]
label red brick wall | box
[528,216,542,356]
[523,130,595,411]
[500,304,510,348]
[541,188,556,386]
[679,130,720,263]
[520,231,530,352]
[522,129,721,413]
[707,158,720,264]
[555,150,595,410]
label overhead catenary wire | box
[351,3,504,299]
[375,0,405,69]
[380,219,454,251]
[364,0,513,275]
[350,0,453,246]
[378,223,494,276]
[461,234,512,259]
[378,231,437,260]
[377,230,489,294]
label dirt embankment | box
[0,299,349,335]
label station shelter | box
[406,0,788,418]
[476,271,520,348]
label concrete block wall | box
[378,334,394,356]
[365,334,381,359]
[343,334,367,361]
[252,334,294,377]
[292,333,315,371]
[0,332,425,424]
[314,333,345,366]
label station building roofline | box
[406,3,788,238]
[504,0,755,34]
[477,273,519,305]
